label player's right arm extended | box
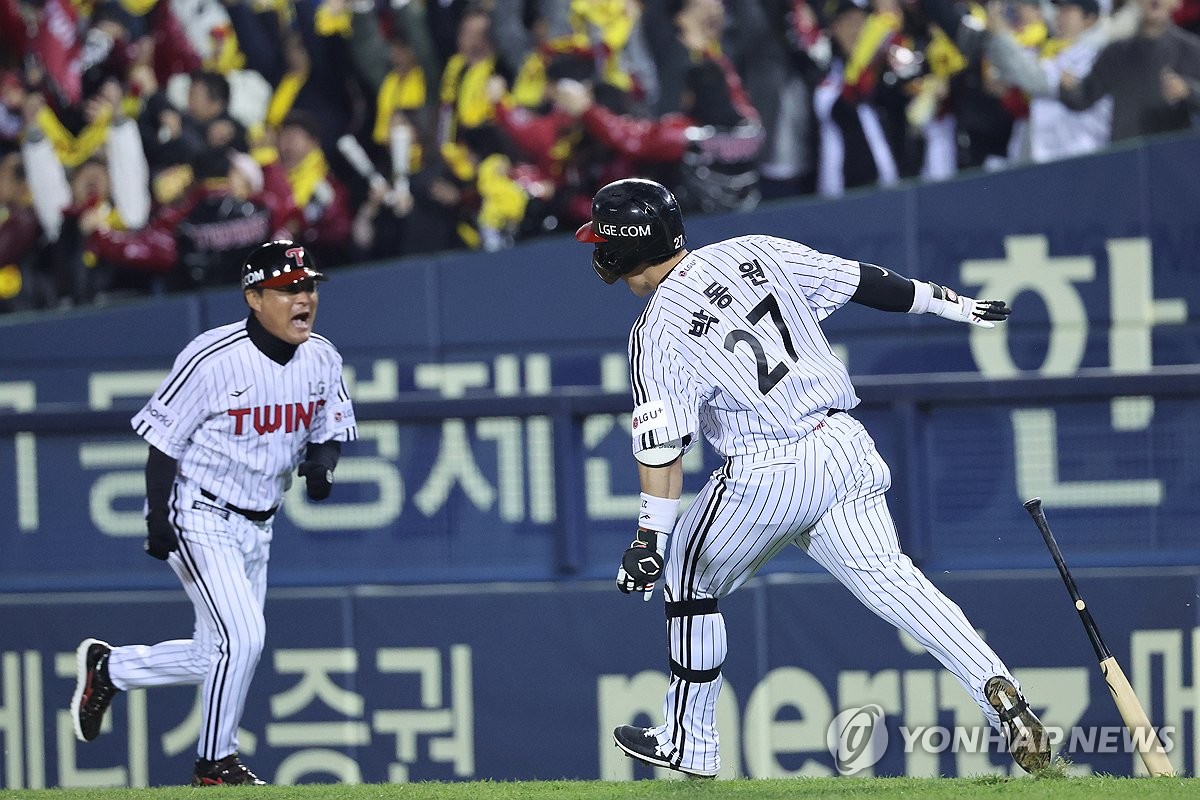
[849,262,1012,328]
[616,457,684,595]
[143,446,179,560]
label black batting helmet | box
[575,178,686,284]
[240,240,326,291]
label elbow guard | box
[635,437,688,467]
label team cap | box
[240,241,327,290]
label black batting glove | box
[145,511,178,560]
[298,460,334,501]
[969,298,1012,323]
[616,528,664,594]
[928,284,1012,328]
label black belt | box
[200,489,276,522]
[827,408,844,416]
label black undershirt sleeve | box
[145,446,178,518]
[849,262,916,312]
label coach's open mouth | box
[291,311,311,330]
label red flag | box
[32,0,82,105]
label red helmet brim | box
[258,267,327,289]
[575,222,607,243]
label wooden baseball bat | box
[1023,497,1175,777]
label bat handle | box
[1025,496,1081,598]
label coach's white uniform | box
[109,319,356,762]
[630,235,1014,775]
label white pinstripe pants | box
[655,412,1014,774]
[107,481,271,762]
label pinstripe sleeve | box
[312,348,357,443]
[130,343,215,458]
[629,307,700,458]
[769,236,861,320]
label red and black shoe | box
[192,754,267,786]
[71,638,121,742]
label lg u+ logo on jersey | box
[632,409,659,430]
[227,400,325,435]
[631,400,668,432]
[827,705,888,775]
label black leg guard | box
[665,598,723,682]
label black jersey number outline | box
[723,293,798,394]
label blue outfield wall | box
[0,134,1197,590]
[1,570,1198,787]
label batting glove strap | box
[616,528,665,594]
[910,280,1012,329]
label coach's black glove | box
[616,528,664,594]
[298,461,334,501]
[145,511,178,560]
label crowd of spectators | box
[1,0,1198,313]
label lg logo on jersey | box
[227,400,326,435]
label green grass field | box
[3,775,1198,800]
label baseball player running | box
[70,240,356,786]
[577,179,1050,777]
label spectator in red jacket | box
[83,147,283,291]
[555,57,766,214]
[490,52,615,228]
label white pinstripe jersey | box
[630,234,861,458]
[131,319,357,511]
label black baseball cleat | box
[192,754,267,786]
[986,676,1051,773]
[71,638,121,742]
[613,725,718,778]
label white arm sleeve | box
[105,118,151,229]
[21,136,70,242]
